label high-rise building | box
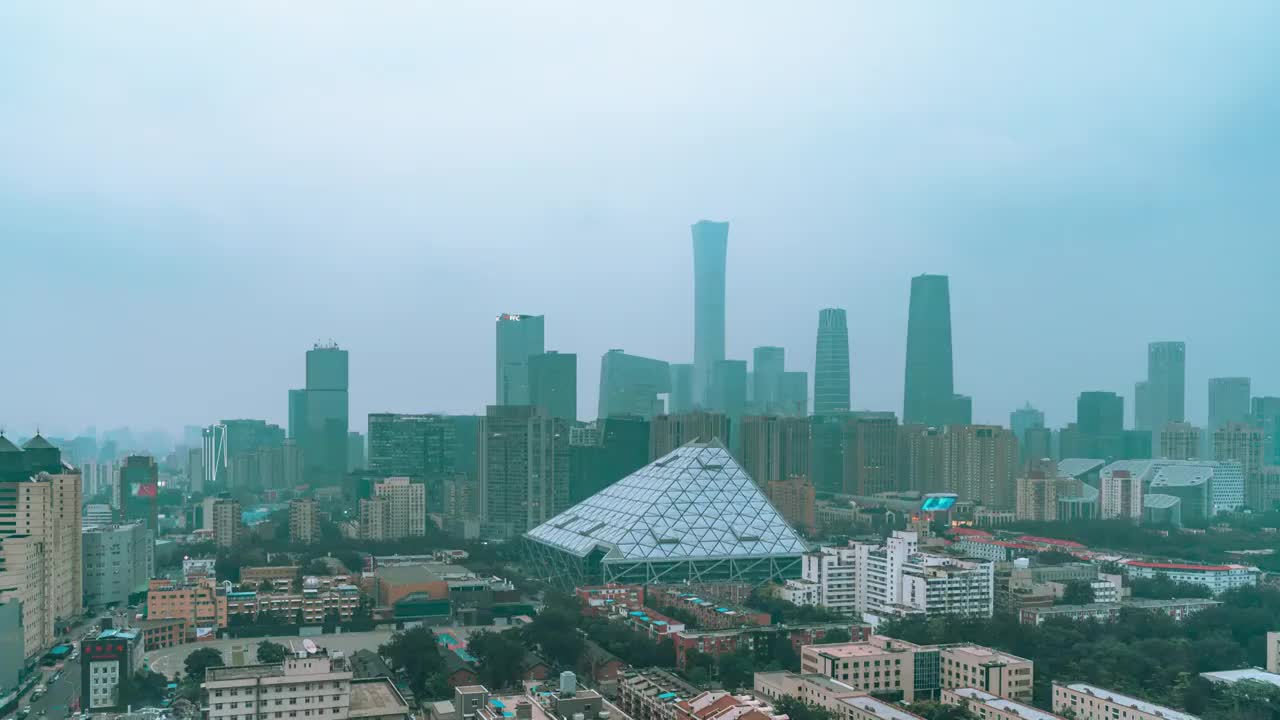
[809,414,846,494]
[346,432,365,472]
[943,426,1018,509]
[597,350,670,420]
[1213,422,1263,511]
[1159,422,1202,460]
[1252,396,1280,466]
[738,416,810,488]
[359,477,425,540]
[752,346,786,414]
[209,496,242,548]
[1099,469,1143,521]
[649,411,731,460]
[900,424,945,493]
[1061,392,1125,460]
[568,416,650,503]
[82,522,153,609]
[289,498,321,545]
[0,435,83,659]
[479,406,569,540]
[814,308,851,415]
[781,371,809,418]
[904,274,968,427]
[766,476,816,535]
[117,455,158,532]
[290,343,350,485]
[708,360,748,441]
[367,413,458,482]
[1134,380,1150,431]
[1208,377,1251,441]
[1010,404,1045,467]
[1142,342,1186,432]
[529,351,577,421]
[841,412,901,496]
[692,220,729,406]
[668,364,695,414]
[201,424,228,490]
[495,314,545,406]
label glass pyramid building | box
[524,440,807,588]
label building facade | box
[529,351,578,421]
[903,274,966,427]
[649,412,731,460]
[289,498,321,545]
[814,309,851,415]
[82,522,154,609]
[692,220,729,407]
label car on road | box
[18,706,31,718]
[31,687,45,700]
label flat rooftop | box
[816,643,901,659]
[1061,683,1198,720]
[349,678,410,718]
[840,696,922,720]
[948,689,1062,720]
[943,645,1030,665]
[1200,668,1280,687]
[206,664,285,682]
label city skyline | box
[4,3,1280,435]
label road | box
[4,611,104,720]
[145,624,505,680]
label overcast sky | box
[3,2,1279,439]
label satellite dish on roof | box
[303,639,319,654]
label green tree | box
[257,640,288,664]
[184,647,225,681]
[821,628,852,644]
[909,701,978,720]
[119,670,169,708]
[1061,581,1095,605]
[716,651,754,690]
[522,604,584,667]
[379,627,446,699]
[469,630,526,690]
[773,697,836,720]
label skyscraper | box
[781,371,809,417]
[692,220,729,406]
[752,346,786,413]
[1160,422,1202,460]
[291,343,349,485]
[1143,341,1186,432]
[841,412,901,496]
[1010,403,1045,467]
[478,405,569,540]
[1064,391,1125,459]
[495,314,545,406]
[903,274,964,427]
[668,364,695,414]
[529,351,577,421]
[117,455,159,533]
[597,350,670,419]
[709,359,748,449]
[1214,422,1263,511]
[738,415,809,488]
[1252,396,1280,465]
[1208,377,1252,437]
[814,308,851,415]
[367,413,458,480]
[649,411,730,460]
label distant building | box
[1098,468,1143,521]
[942,689,1066,720]
[360,478,426,541]
[1053,682,1196,720]
[814,309,852,415]
[740,416,810,487]
[767,476,816,535]
[943,426,1018,510]
[210,496,242,548]
[752,346,787,414]
[708,359,749,446]
[145,577,228,628]
[1010,403,1045,468]
[529,351,577,421]
[649,411,731,460]
[597,350,669,419]
[1120,559,1258,595]
[368,413,458,481]
[1268,631,1280,674]
[347,431,366,472]
[289,498,321,544]
[1213,422,1264,510]
[495,313,545,406]
[1061,392,1125,460]
[841,413,900,496]
[1019,598,1219,626]
[568,416,649,503]
[1252,396,1280,465]
[904,274,970,427]
[1208,377,1252,441]
[668,364,695,414]
[1141,342,1187,434]
[1160,422,1203,460]
[692,220,729,406]
[117,455,159,532]
[290,343,350,485]
[82,522,153,608]
[480,406,569,540]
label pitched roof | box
[21,434,56,450]
[0,435,21,453]
[526,441,807,562]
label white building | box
[360,477,426,541]
[1098,459,1244,516]
[1052,682,1198,720]
[82,522,154,608]
[203,650,410,720]
[795,531,993,622]
[1098,467,1143,521]
[1120,560,1258,595]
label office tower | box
[752,347,786,413]
[1015,472,1066,522]
[289,343,350,485]
[1214,422,1263,510]
[668,364,695,414]
[942,426,1018,509]
[1010,403,1045,466]
[289,498,321,544]
[649,411,731,460]
[0,434,84,659]
[186,448,204,493]
[597,350,670,419]
[739,416,810,487]
[838,412,901,496]
[1023,427,1053,465]
[1121,430,1153,460]
[345,432,365,472]
[209,495,242,548]
[1065,391,1125,460]
[116,455,159,532]
[692,220,729,406]
[1160,422,1202,460]
[367,413,458,481]
[568,416,650,503]
[1099,468,1144,521]
[495,313,545,406]
[782,372,809,417]
[1208,377,1251,441]
[449,415,481,481]
[529,351,577,421]
[900,424,945,493]
[1143,341,1186,432]
[766,476,816,535]
[904,274,968,427]
[358,477,425,540]
[1134,380,1150,430]
[814,308,852,415]
[479,406,569,539]
[809,414,846,494]
[708,359,748,447]
[222,419,286,458]
[1252,396,1280,465]
[202,424,228,489]
[82,522,153,609]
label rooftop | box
[942,645,1030,665]
[1060,683,1198,720]
[1122,560,1248,572]
[947,688,1063,720]
[349,678,411,718]
[817,643,903,659]
[206,664,286,682]
[1200,668,1280,687]
[1150,466,1213,488]
[1057,459,1105,478]
[839,696,923,720]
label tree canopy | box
[378,627,448,700]
[257,640,288,664]
[183,647,225,681]
[469,630,527,690]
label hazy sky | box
[3,2,1279,439]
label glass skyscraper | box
[291,343,349,485]
[597,350,670,419]
[529,351,577,421]
[752,346,785,413]
[495,313,545,406]
[692,220,729,407]
[903,274,963,427]
[814,308,851,415]
[1144,341,1186,432]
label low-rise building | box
[1051,682,1199,720]
[652,588,770,629]
[576,584,645,616]
[672,623,868,669]
[225,585,360,624]
[240,565,301,590]
[146,577,228,628]
[620,669,700,720]
[1119,560,1258,595]
[1018,598,1220,626]
[80,628,144,712]
[203,649,412,720]
[1200,668,1280,689]
[137,616,190,650]
[941,688,1067,720]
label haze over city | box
[4,2,1280,438]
